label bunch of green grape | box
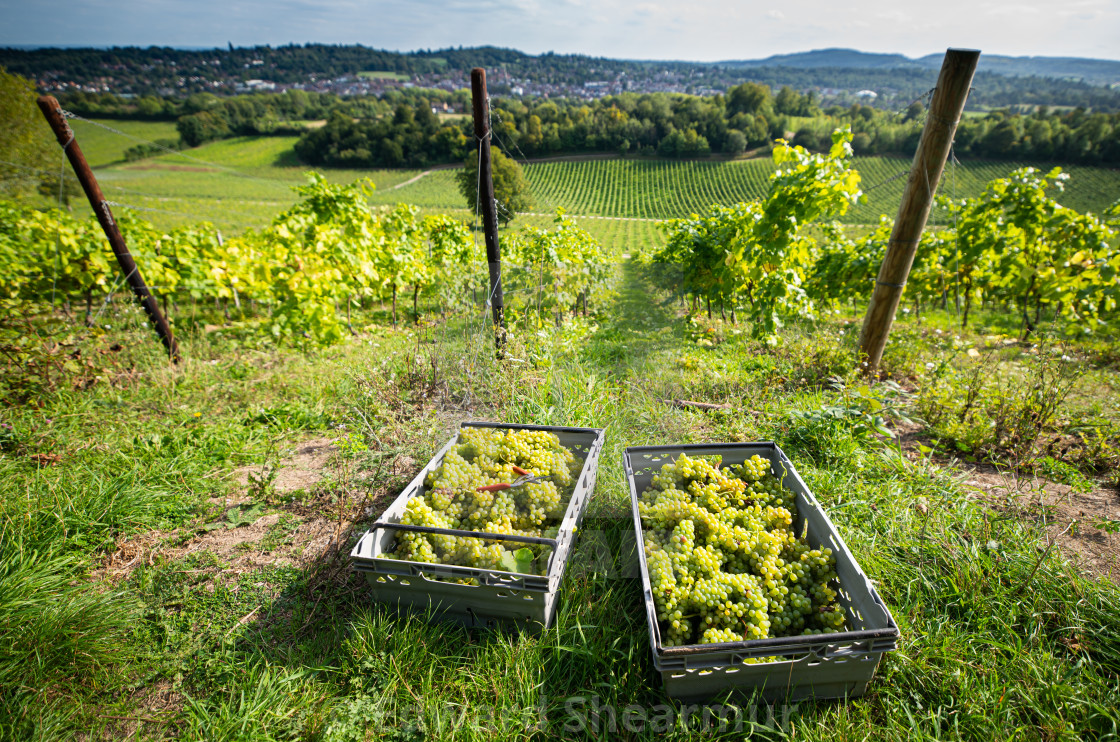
[639,453,846,646]
[385,427,581,575]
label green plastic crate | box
[351,421,604,631]
[625,442,899,701]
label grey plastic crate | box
[351,421,605,631]
[624,442,899,702]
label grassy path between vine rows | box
[1,261,1118,740]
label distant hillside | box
[720,49,920,70]
[719,48,1120,86]
[3,44,1119,110]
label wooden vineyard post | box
[470,68,507,354]
[857,49,979,372]
[36,95,181,363]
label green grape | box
[701,627,741,644]
[390,428,581,575]
[639,452,847,647]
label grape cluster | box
[639,453,846,646]
[385,428,581,576]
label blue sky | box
[2,0,1118,62]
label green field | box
[75,120,1120,244]
[69,118,181,168]
[79,130,424,230]
[357,70,409,80]
[516,156,1120,223]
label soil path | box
[389,170,432,190]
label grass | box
[87,133,424,231]
[358,71,410,81]
[69,118,181,168]
[1,257,1118,740]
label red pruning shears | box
[476,465,546,492]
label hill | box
[719,48,1120,86]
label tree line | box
[293,86,1120,168]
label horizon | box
[4,43,1120,67]
[1,0,1117,63]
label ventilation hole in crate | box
[697,669,715,677]
[670,672,687,680]
[399,579,411,586]
[495,591,509,598]
[523,595,534,601]
[375,576,388,583]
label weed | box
[0,314,110,405]
[246,402,332,432]
[783,378,915,466]
[919,340,1083,464]
[1066,425,1120,483]
[202,502,266,531]
[1034,456,1096,493]
[247,444,280,501]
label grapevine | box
[639,453,847,646]
[384,428,582,577]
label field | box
[69,118,181,168]
[522,157,1120,223]
[69,120,1120,248]
[357,71,410,81]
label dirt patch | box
[122,679,185,736]
[895,425,1120,582]
[74,678,185,740]
[94,513,352,584]
[92,432,438,585]
[957,464,1120,582]
[93,437,351,581]
[230,437,338,498]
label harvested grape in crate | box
[351,422,604,631]
[625,442,899,701]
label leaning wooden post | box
[36,95,181,363]
[858,49,979,371]
[469,68,506,354]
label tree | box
[723,129,747,156]
[727,82,772,117]
[0,68,61,202]
[456,149,533,225]
[177,110,231,147]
